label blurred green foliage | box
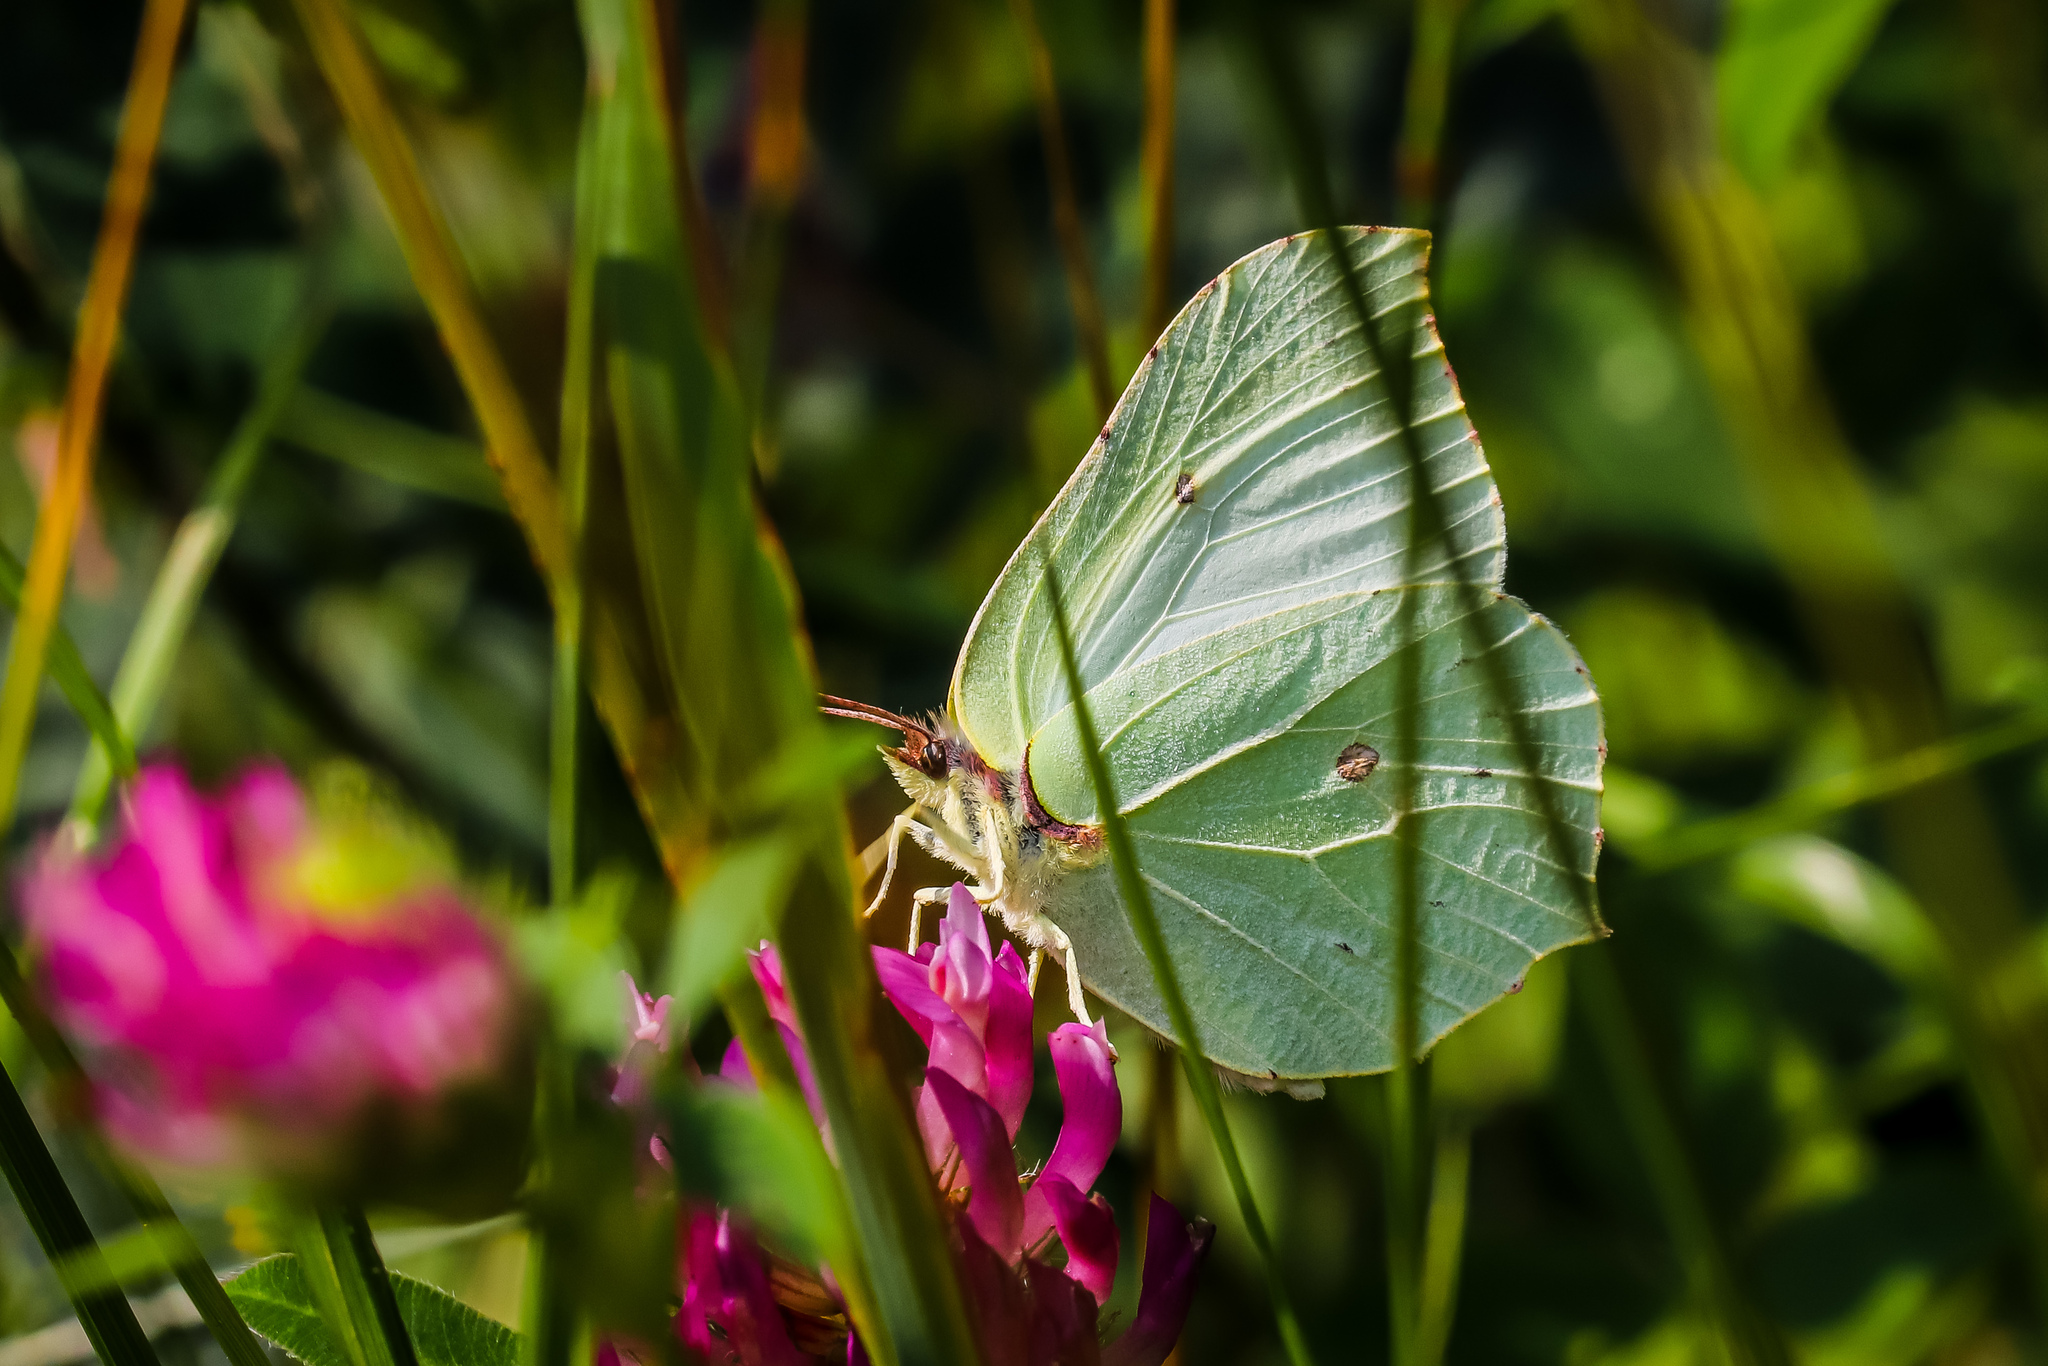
[2,0,2048,1362]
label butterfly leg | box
[907,884,954,952]
[1039,919,1096,1030]
[862,806,924,917]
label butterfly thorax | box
[878,719,1103,951]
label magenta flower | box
[19,763,516,1171]
[676,884,1211,1366]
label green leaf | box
[662,831,800,1026]
[227,1256,352,1366]
[660,1081,854,1271]
[228,1256,521,1366]
[273,387,505,509]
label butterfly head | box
[819,695,968,805]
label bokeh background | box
[5,0,2048,1362]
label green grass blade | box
[0,946,269,1366]
[574,0,982,1358]
[69,290,331,832]
[0,1058,160,1366]
[1575,946,1791,1366]
[0,547,133,782]
[1043,569,1314,1366]
[1238,13,1785,1365]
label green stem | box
[1414,1121,1472,1366]
[1044,571,1315,1366]
[0,1057,159,1366]
[731,0,808,473]
[1394,0,1470,230]
[551,60,603,911]
[1138,0,1177,345]
[69,290,331,832]
[325,1206,422,1366]
[1630,708,2048,872]
[1007,0,1114,419]
[1386,460,1429,1366]
[0,548,133,781]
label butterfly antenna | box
[819,694,925,738]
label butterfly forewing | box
[951,228,1505,772]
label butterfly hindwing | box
[1022,587,1602,1079]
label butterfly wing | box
[950,226,1604,1079]
[1021,586,1602,1080]
[950,228,1505,771]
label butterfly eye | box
[919,740,948,776]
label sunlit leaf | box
[227,1255,521,1366]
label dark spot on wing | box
[1336,743,1379,782]
[1335,942,1354,955]
[1470,768,1491,777]
[1174,472,1196,504]
[1506,978,1524,995]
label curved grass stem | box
[1045,570,1316,1366]
[0,0,190,833]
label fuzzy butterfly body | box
[839,228,1605,1086]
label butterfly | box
[826,228,1604,1090]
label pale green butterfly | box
[825,227,1604,1090]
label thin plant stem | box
[1631,708,2048,873]
[285,0,571,589]
[69,288,333,833]
[1139,0,1177,345]
[0,0,190,832]
[1007,0,1115,420]
[732,0,809,475]
[1395,0,1470,230]
[1044,570,1315,1366]
[1575,946,1790,1366]
[326,1207,421,1366]
[1414,1121,1472,1366]
[0,951,267,1366]
[0,1059,159,1366]
[1386,511,1427,1366]
[278,1205,368,1366]
[551,62,606,911]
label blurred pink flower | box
[19,762,515,1169]
[680,884,1211,1366]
